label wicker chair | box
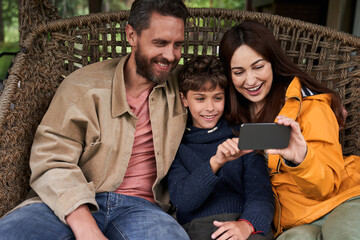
[0,1,359,218]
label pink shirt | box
[115,87,157,203]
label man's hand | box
[66,205,108,240]
[211,220,253,240]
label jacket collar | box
[277,77,302,121]
[285,76,302,100]
[278,77,332,121]
[111,54,167,117]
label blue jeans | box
[0,192,190,240]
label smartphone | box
[238,123,291,150]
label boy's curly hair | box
[178,55,228,96]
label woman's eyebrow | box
[251,59,265,66]
[231,59,265,70]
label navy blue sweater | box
[167,118,274,233]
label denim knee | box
[0,203,73,240]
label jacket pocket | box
[79,140,109,187]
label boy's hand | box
[211,220,253,240]
[210,138,251,173]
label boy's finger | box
[211,222,225,239]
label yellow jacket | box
[268,77,360,237]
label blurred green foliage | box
[0,42,18,81]
[1,0,19,43]
[186,0,245,9]
[53,0,245,18]
[2,0,245,45]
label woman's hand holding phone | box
[266,115,307,165]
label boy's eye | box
[196,97,204,101]
[215,97,223,101]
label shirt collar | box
[111,54,168,117]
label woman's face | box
[230,44,273,114]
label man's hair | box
[179,55,228,96]
[128,0,189,35]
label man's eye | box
[174,43,183,48]
[154,42,165,46]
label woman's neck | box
[250,101,265,121]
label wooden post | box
[89,0,102,13]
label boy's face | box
[181,82,225,129]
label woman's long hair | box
[219,20,344,127]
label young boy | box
[167,56,274,240]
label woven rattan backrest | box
[18,0,60,46]
[0,8,359,217]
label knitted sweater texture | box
[167,118,274,233]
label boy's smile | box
[181,83,225,129]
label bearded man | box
[0,0,190,239]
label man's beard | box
[134,46,177,84]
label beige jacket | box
[14,55,187,223]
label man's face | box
[133,12,185,84]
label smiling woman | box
[230,44,273,116]
[219,20,360,240]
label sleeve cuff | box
[282,144,309,168]
[54,183,98,224]
[283,157,299,167]
[238,219,262,235]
